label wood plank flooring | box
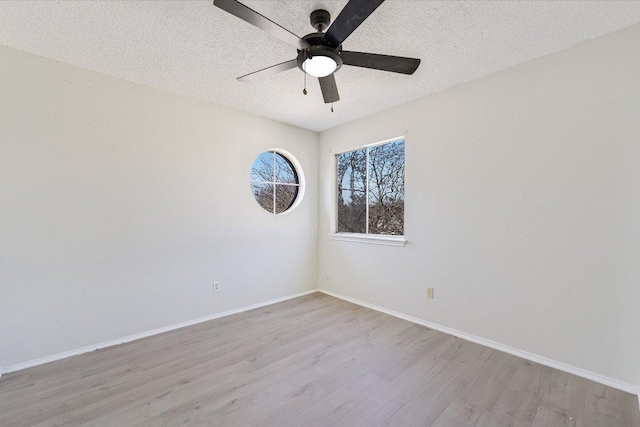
[1,292,638,426]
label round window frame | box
[249,148,305,215]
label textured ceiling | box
[1,1,640,132]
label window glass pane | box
[337,189,366,233]
[250,151,274,183]
[368,139,405,235]
[337,149,367,233]
[275,153,298,183]
[250,150,302,214]
[275,184,298,214]
[250,182,274,213]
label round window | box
[250,150,304,214]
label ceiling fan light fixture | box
[297,46,343,78]
[302,55,337,77]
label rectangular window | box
[336,138,405,236]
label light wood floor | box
[1,293,638,427]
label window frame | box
[330,136,406,246]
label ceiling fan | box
[213,0,421,106]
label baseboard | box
[3,289,317,375]
[319,289,640,401]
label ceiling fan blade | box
[342,51,421,75]
[320,0,385,48]
[319,75,340,103]
[213,0,309,50]
[237,59,298,83]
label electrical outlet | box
[213,281,221,293]
[426,287,434,299]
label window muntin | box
[337,138,404,235]
[250,151,301,214]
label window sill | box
[328,233,406,247]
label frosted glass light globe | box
[302,56,337,77]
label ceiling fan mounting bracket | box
[310,9,331,32]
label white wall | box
[318,25,640,389]
[0,46,318,369]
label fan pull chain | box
[303,71,307,95]
[302,49,308,95]
[331,103,334,113]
